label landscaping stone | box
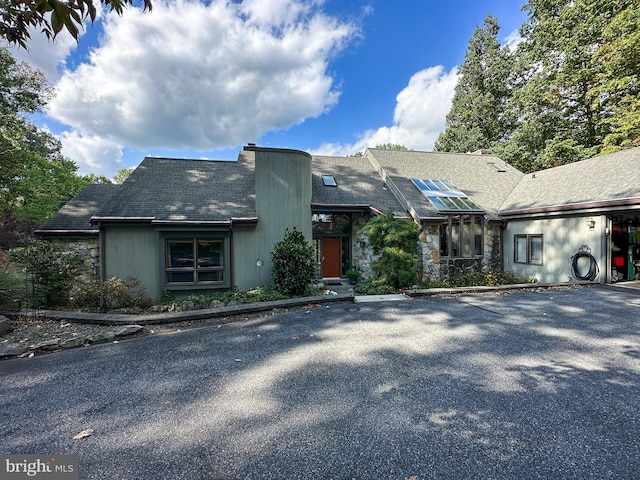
[87,332,116,344]
[0,345,29,358]
[209,300,224,309]
[61,337,88,349]
[114,325,144,337]
[0,316,11,335]
[33,339,61,351]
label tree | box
[348,144,410,157]
[360,211,420,289]
[435,15,515,154]
[0,47,89,227]
[113,167,133,184]
[1,0,152,49]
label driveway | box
[1,286,639,479]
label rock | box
[33,339,61,351]
[61,337,88,349]
[114,325,144,337]
[226,300,242,306]
[87,332,116,344]
[209,300,225,309]
[0,344,29,359]
[181,300,195,311]
[0,316,11,335]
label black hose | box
[571,252,599,281]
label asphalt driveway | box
[1,286,640,479]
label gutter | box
[500,197,640,218]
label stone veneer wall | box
[418,221,502,282]
[351,213,378,279]
[50,237,100,286]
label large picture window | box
[166,238,225,285]
[514,234,543,265]
[440,215,483,257]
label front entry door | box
[321,237,341,277]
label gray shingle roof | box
[500,147,640,213]
[95,151,256,223]
[366,148,524,220]
[37,183,119,233]
[311,155,408,215]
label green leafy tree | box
[494,0,637,171]
[113,167,133,184]
[435,15,515,154]
[270,227,316,296]
[0,47,89,224]
[9,241,82,306]
[1,0,152,49]
[360,211,420,289]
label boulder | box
[114,325,144,337]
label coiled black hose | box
[571,252,599,281]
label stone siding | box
[51,237,100,286]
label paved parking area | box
[1,285,639,479]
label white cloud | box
[7,29,78,82]
[60,130,124,178]
[314,65,459,156]
[47,0,357,172]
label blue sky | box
[9,0,527,179]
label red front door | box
[321,237,341,277]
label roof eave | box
[500,197,640,218]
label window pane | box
[473,216,483,256]
[198,271,224,282]
[462,216,473,257]
[530,236,543,265]
[198,240,222,267]
[439,223,449,256]
[167,271,194,283]
[168,240,193,268]
[515,236,527,263]
[451,217,460,257]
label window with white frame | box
[514,234,543,265]
[165,237,226,285]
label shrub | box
[70,276,153,311]
[429,270,537,288]
[0,267,26,311]
[270,227,316,295]
[360,211,420,289]
[354,278,397,295]
[9,241,83,307]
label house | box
[37,145,640,299]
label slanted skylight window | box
[322,175,337,187]
[411,179,483,212]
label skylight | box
[322,175,337,187]
[411,179,483,212]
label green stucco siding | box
[103,226,161,298]
[503,215,607,284]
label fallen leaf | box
[73,428,94,439]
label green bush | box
[354,278,397,295]
[0,267,26,311]
[70,276,153,311]
[360,211,420,289]
[9,241,83,307]
[427,270,537,288]
[270,227,316,295]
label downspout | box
[229,226,235,289]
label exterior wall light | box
[587,218,595,230]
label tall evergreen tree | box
[435,15,515,153]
